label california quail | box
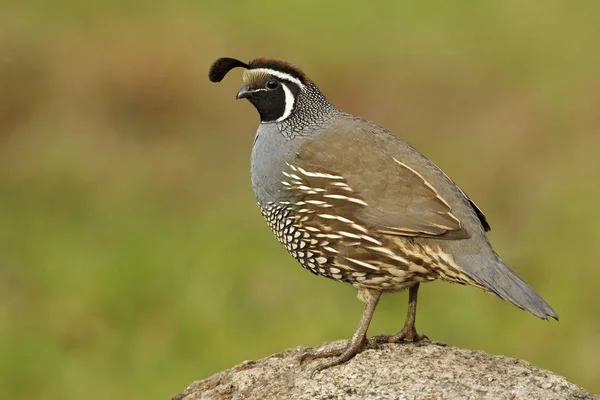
[208,57,558,373]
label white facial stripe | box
[276,83,295,122]
[250,68,306,89]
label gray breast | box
[250,123,307,205]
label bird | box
[208,56,558,373]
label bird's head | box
[209,57,316,123]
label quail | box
[208,57,558,373]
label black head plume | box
[208,58,250,82]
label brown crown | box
[248,58,309,84]
[209,56,309,84]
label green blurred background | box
[1,1,599,399]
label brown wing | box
[295,123,470,240]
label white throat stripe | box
[277,83,295,122]
[250,68,306,89]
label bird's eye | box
[265,79,279,90]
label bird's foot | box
[299,338,368,376]
[373,324,428,344]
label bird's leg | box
[300,288,381,374]
[375,283,427,343]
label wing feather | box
[296,123,471,240]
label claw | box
[373,329,428,344]
[305,338,367,376]
[299,344,347,365]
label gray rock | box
[172,340,597,400]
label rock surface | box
[172,340,597,400]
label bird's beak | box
[236,85,252,100]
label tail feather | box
[454,253,559,320]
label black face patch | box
[247,84,286,122]
[243,78,302,123]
